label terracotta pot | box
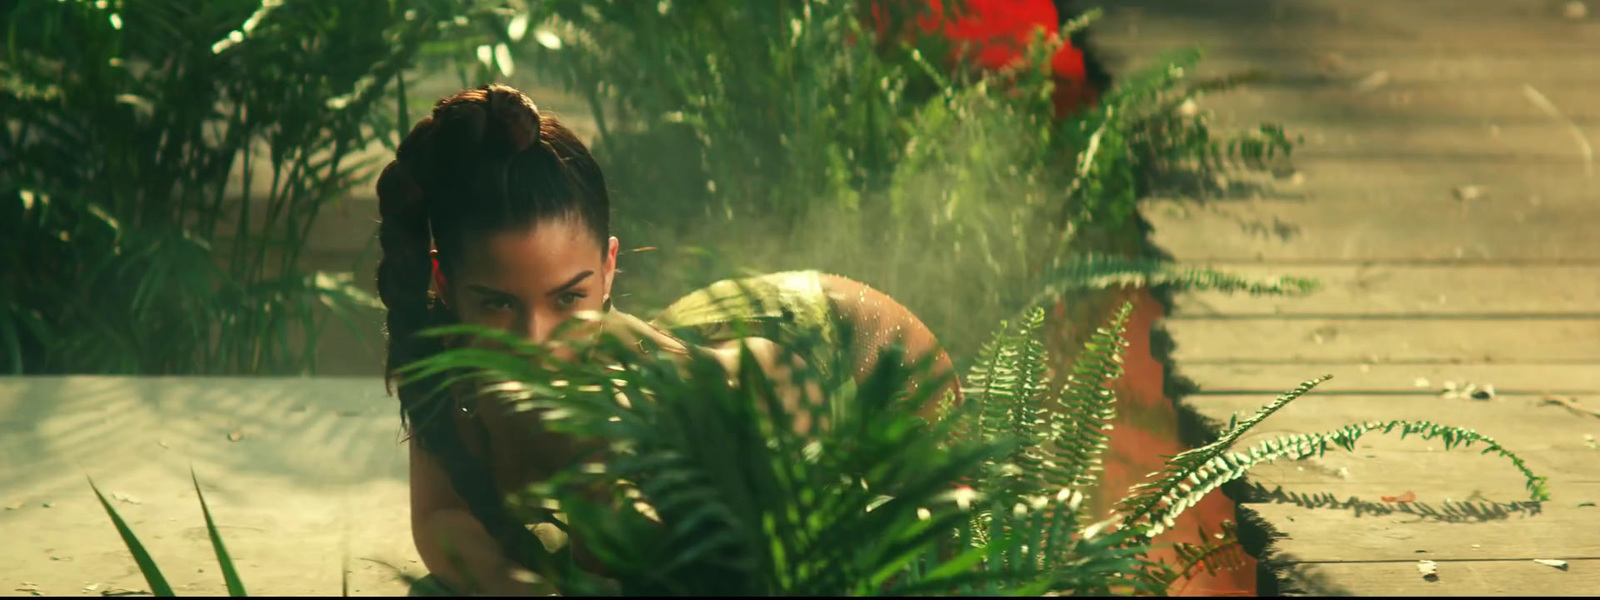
[1045,286,1256,597]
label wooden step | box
[1146,195,1600,262]
[1172,264,1600,316]
[1094,0,1600,53]
[1165,318,1600,363]
[1195,83,1600,127]
[1176,362,1600,394]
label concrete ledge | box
[0,376,419,596]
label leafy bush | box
[0,0,502,374]
[456,2,1303,357]
[1,0,1305,373]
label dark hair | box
[375,84,607,568]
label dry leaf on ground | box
[1382,491,1417,503]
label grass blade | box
[191,469,247,596]
[90,477,176,597]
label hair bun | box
[427,84,543,160]
[482,84,543,153]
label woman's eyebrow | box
[466,284,515,298]
[546,270,595,296]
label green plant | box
[413,296,1546,595]
[0,0,504,374]
[940,299,1547,594]
[457,3,1305,358]
[90,470,250,597]
[90,291,1546,595]
[395,309,1159,596]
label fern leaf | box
[1115,374,1329,534]
[1047,301,1133,492]
[1165,520,1249,587]
[1008,308,1054,494]
[1034,254,1319,309]
[1129,419,1550,538]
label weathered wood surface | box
[1166,319,1600,364]
[1172,265,1600,316]
[1108,0,1600,595]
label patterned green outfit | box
[652,270,850,395]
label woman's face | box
[446,218,618,351]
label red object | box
[432,254,449,297]
[871,0,1101,116]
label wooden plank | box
[1165,319,1600,363]
[1188,392,1600,431]
[1093,0,1600,54]
[1259,122,1596,163]
[1171,265,1600,316]
[1230,463,1600,503]
[1186,394,1600,449]
[1098,50,1600,89]
[1188,158,1598,200]
[1228,449,1599,488]
[1175,363,1600,394]
[1193,86,1600,127]
[1181,393,1600,495]
[1145,196,1600,262]
[1247,503,1600,562]
[1267,559,1600,597]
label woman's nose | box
[513,311,548,344]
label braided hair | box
[375,84,610,569]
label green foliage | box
[90,470,248,597]
[90,478,177,597]
[451,2,1305,358]
[509,0,960,225]
[398,315,1161,596]
[91,294,1549,595]
[949,299,1548,594]
[0,0,495,374]
[1162,520,1248,592]
[396,298,1543,595]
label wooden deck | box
[1095,0,1600,595]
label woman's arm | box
[408,437,552,596]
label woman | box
[378,84,960,595]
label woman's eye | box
[555,292,586,309]
[479,298,515,311]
